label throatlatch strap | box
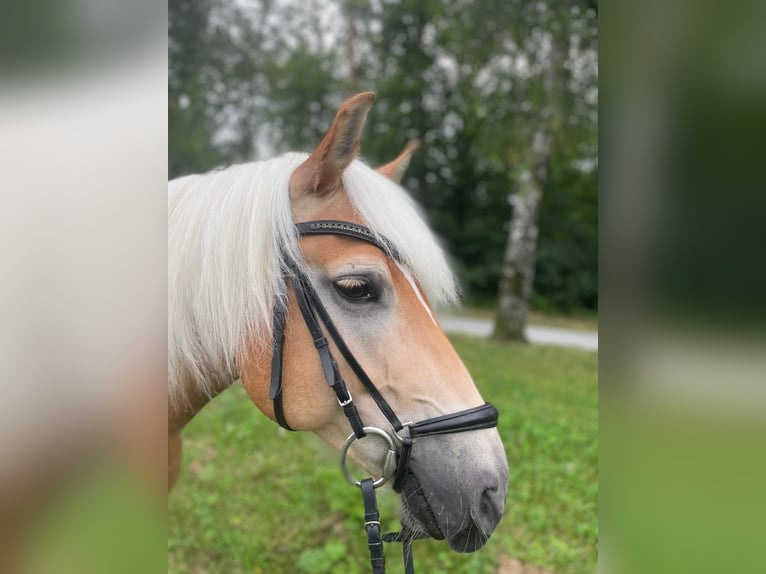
[361,478,385,574]
[268,303,293,431]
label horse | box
[168,92,509,571]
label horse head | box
[239,93,509,552]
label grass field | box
[168,336,598,574]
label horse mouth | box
[398,469,501,553]
[399,472,444,540]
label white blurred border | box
[0,26,168,574]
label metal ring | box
[340,427,397,488]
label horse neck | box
[168,370,234,434]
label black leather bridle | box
[268,220,500,574]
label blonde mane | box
[168,153,458,407]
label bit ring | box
[339,427,397,488]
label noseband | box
[269,220,499,574]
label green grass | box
[168,336,598,574]
[602,401,766,574]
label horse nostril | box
[476,485,504,533]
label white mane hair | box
[168,152,458,407]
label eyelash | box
[333,277,378,302]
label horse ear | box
[376,139,421,184]
[290,92,376,199]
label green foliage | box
[359,0,598,311]
[168,337,598,574]
[534,154,598,312]
[263,50,338,154]
[297,541,347,574]
[603,404,766,574]
[168,0,598,312]
[169,0,262,177]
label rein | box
[269,220,499,574]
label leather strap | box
[382,528,427,574]
[296,220,400,261]
[269,274,367,437]
[293,272,366,438]
[361,478,385,574]
[293,274,338,387]
[408,403,498,438]
[268,304,292,431]
[391,436,412,493]
[403,537,414,574]
[296,273,404,432]
[392,405,497,492]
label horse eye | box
[334,277,376,302]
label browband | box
[295,220,400,261]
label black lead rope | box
[268,220,500,574]
[361,478,385,574]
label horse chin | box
[398,469,500,554]
[399,472,444,541]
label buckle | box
[391,421,413,444]
[337,390,353,407]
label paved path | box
[437,315,598,352]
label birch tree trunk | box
[493,128,552,341]
[493,28,565,341]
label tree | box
[169,0,265,177]
[494,25,564,341]
[493,1,597,340]
[495,127,553,340]
[167,0,598,317]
